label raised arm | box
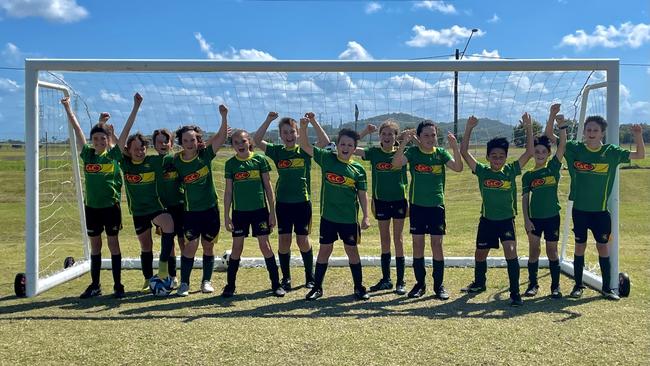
[252,111,279,153]
[357,189,370,230]
[391,130,415,168]
[555,114,568,161]
[298,117,314,157]
[460,116,479,172]
[544,103,560,144]
[211,104,229,153]
[117,93,143,150]
[305,112,330,148]
[223,178,234,232]
[61,97,86,149]
[517,112,534,168]
[445,131,463,172]
[262,172,276,229]
[358,123,377,140]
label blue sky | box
[0,0,648,140]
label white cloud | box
[338,41,374,60]
[646,67,650,75]
[559,22,650,50]
[487,14,500,23]
[365,2,382,14]
[2,42,22,64]
[413,1,457,14]
[194,32,276,61]
[0,77,20,92]
[0,0,88,23]
[464,49,501,60]
[406,25,485,48]
[99,89,128,104]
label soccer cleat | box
[569,285,584,299]
[177,282,190,297]
[369,278,394,292]
[171,276,179,290]
[602,289,620,301]
[142,279,151,293]
[80,283,101,299]
[354,286,370,301]
[524,284,539,297]
[221,285,236,298]
[407,282,426,298]
[395,281,407,296]
[280,278,292,292]
[113,283,125,299]
[273,286,287,297]
[510,293,523,307]
[201,280,214,293]
[305,280,315,289]
[434,286,450,300]
[551,287,563,299]
[305,287,323,301]
[461,282,486,293]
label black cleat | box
[305,280,315,289]
[434,286,450,300]
[80,283,101,299]
[510,293,523,307]
[524,284,539,297]
[395,281,407,296]
[369,278,393,292]
[280,278,292,292]
[305,287,323,301]
[570,285,584,298]
[113,284,125,299]
[461,282,486,293]
[551,287,563,299]
[354,286,370,301]
[602,289,620,301]
[221,285,236,298]
[407,282,426,298]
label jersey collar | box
[235,152,254,161]
[418,146,436,155]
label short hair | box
[337,128,360,146]
[416,120,436,136]
[89,123,110,138]
[126,133,149,152]
[152,128,173,145]
[584,115,607,132]
[379,119,400,135]
[175,125,204,146]
[534,135,552,152]
[278,117,298,130]
[486,137,509,155]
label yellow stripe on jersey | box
[85,163,115,174]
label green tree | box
[512,119,542,147]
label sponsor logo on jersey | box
[375,162,393,171]
[277,158,305,169]
[574,161,609,173]
[163,171,178,180]
[233,170,260,181]
[325,172,356,187]
[183,165,209,184]
[414,164,443,174]
[483,179,512,189]
[85,163,114,173]
[531,176,557,189]
[125,172,155,184]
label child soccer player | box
[392,121,463,299]
[521,104,567,298]
[252,111,330,291]
[61,97,125,299]
[354,120,409,295]
[460,114,533,306]
[172,104,228,296]
[222,130,285,297]
[561,116,645,300]
[298,117,371,301]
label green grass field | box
[0,144,648,365]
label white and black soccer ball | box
[218,249,232,271]
[324,142,337,153]
[149,275,173,297]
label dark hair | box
[89,123,110,138]
[231,129,254,152]
[337,128,360,146]
[126,132,149,152]
[175,125,204,146]
[584,115,607,132]
[486,137,509,155]
[152,128,173,145]
[534,135,551,152]
[278,117,298,130]
[416,120,436,136]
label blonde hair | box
[379,119,399,135]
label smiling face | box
[418,125,437,150]
[154,132,172,155]
[533,144,550,166]
[181,130,199,155]
[487,147,507,171]
[128,137,147,162]
[584,121,605,148]
[379,126,397,150]
[337,135,357,161]
[279,122,298,148]
[232,131,252,158]
[91,132,109,153]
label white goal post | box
[23,59,621,297]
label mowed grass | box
[0,144,649,365]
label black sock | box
[279,252,291,280]
[599,256,611,292]
[227,258,240,287]
[140,251,154,280]
[264,255,281,289]
[314,262,328,289]
[396,256,405,284]
[168,256,177,278]
[180,255,194,285]
[349,262,363,289]
[160,233,174,263]
[574,255,584,287]
[300,249,314,283]
[528,260,539,286]
[90,254,101,286]
[549,259,560,290]
[111,254,122,286]
[506,258,520,296]
[475,260,487,286]
[202,255,214,282]
[380,252,391,281]
[432,259,444,291]
[413,257,426,284]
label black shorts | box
[85,204,122,237]
[183,206,220,242]
[232,208,271,238]
[409,204,446,235]
[572,209,611,244]
[476,217,516,249]
[166,204,185,237]
[319,217,360,246]
[373,198,408,221]
[276,201,312,236]
[132,210,165,235]
[529,215,560,242]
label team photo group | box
[62,92,645,307]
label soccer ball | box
[149,275,173,297]
[618,272,631,298]
[216,249,232,272]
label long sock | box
[349,262,363,289]
[111,254,122,286]
[141,251,153,280]
[380,252,391,281]
[506,258,520,296]
[168,256,177,278]
[300,249,314,283]
[549,259,560,290]
[264,255,281,288]
[314,262,328,289]
[475,260,487,286]
[528,260,539,286]
[227,258,240,287]
[279,252,291,280]
[202,255,214,282]
[180,255,194,285]
[413,257,426,284]
[396,256,405,284]
[90,254,101,286]
[158,233,175,278]
[574,255,584,287]
[432,259,444,291]
[599,256,611,292]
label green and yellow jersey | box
[404,146,452,207]
[224,153,271,212]
[264,143,311,203]
[474,161,521,220]
[117,152,165,216]
[522,156,562,219]
[158,153,184,208]
[80,144,122,208]
[172,147,218,212]
[362,146,407,202]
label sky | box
[0,0,648,140]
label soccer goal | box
[21,59,621,297]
